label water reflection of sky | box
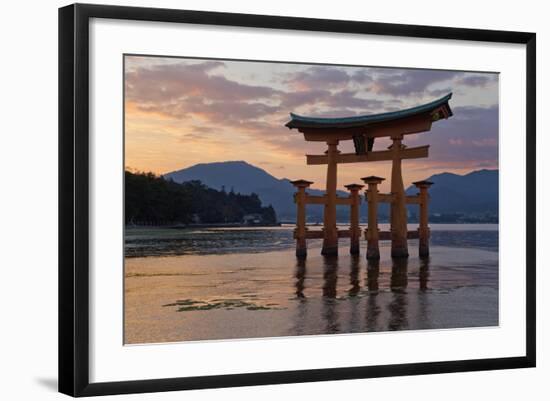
[125,241,499,343]
[290,252,497,335]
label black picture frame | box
[58,3,536,397]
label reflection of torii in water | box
[292,256,431,332]
[286,93,453,259]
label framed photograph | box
[58,3,536,397]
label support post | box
[389,135,409,258]
[322,139,340,255]
[345,184,364,255]
[291,179,313,258]
[413,180,434,257]
[362,176,385,260]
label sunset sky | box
[125,55,498,192]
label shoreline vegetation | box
[125,170,277,226]
[126,222,282,228]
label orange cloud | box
[124,56,499,186]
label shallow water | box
[124,229,498,344]
[125,224,498,257]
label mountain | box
[164,161,347,221]
[405,169,498,217]
[165,161,498,222]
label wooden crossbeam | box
[377,231,392,241]
[298,229,421,240]
[303,230,352,239]
[337,229,351,238]
[406,195,421,204]
[294,230,319,239]
[304,230,324,239]
[365,230,420,241]
[304,194,353,205]
[306,145,429,165]
[294,229,354,239]
[304,195,325,205]
[336,197,353,205]
[377,193,395,203]
[366,193,420,204]
[407,230,420,239]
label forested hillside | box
[125,171,277,225]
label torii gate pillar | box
[345,183,364,255]
[291,179,313,258]
[362,176,385,260]
[322,139,340,256]
[390,135,409,258]
[414,180,434,257]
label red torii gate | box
[286,93,453,258]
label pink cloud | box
[125,57,498,172]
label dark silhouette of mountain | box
[164,161,347,221]
[405,169,498,215]
[165,161,498,222]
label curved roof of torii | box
[285,92,453,129]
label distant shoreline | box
[125,222,282,229]
[125,222,498,231]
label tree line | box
[125,170,277,226]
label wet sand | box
[124,242,498,344]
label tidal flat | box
[124,226,498,344]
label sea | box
[125,223,498,258]
[124,224,499,344]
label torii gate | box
[286,93,453,258]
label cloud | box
[324,90,384,110]
[421,106,499,165]
[456,74,496,87]
[365,69,497,97]
[125,57,499,174]
[126,60,280,104]
[279,89,331,109]
[280,89,386,116]
[280,64,494,100]
[350,70,373,83]
[428,88,454,97]
[126,60,287,132]
[126,61,390,152]
[369,69,459,96]
[284,66,351,90]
